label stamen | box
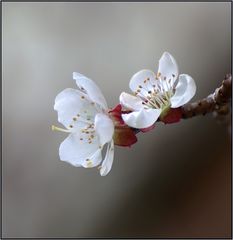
[51,125,71,133]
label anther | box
[81,96,85,99]
[73,117,77,121]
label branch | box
[181,74,231,119]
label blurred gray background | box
[2,2,231,238]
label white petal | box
[119,92,144,111]
[94,113,114,146]
[170,74,196,108]
[100,140,114,176]
[54,88,97,129]
[158,52,179,82]
[73,72,108,110]
[129,69,156,94]
[122,108,161,129]
[59,133,102,168]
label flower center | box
[135,73,176,113]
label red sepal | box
[108,104,125,125]
[140,124,156,133]
[113,126,137,147]
[160,107,182,124]
[109,104,137,147]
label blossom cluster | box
[53,52,196,176]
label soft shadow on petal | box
[54,88,97,129]
[59,133,101,168]
[100,140,114,176]
[122,108,161,129]
[94,113,114,146]
[129,69,156,94]
[170,74,196,108]
[81,148,102,168]
[158,52,179,81]
[119,92,144,111]
[73,72,108,110]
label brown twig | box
[181,74,232,119]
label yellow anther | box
[87,161,93,168]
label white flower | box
[120,52,196,129]
[53,72,114,176]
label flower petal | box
[122,108,161,129]
[59,133,102,168]
[119,92,144,111]
[54,88,97,129]
[73,72,108,110]
[170,74,196,108]
[158,52,179,82]
[129,69,156,95]
[100,140,114,176]
[94,113,114,146]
